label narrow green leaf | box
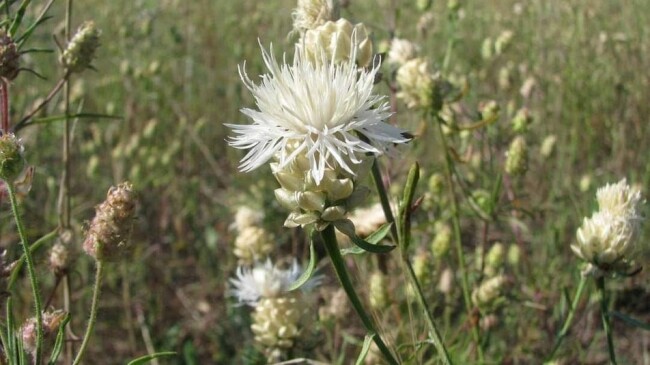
[288,240,318,291]
[610,311,650,331]
[8,0,30,37]
[47,314,71,365]
[365,223,393,245]
[30,113,122,125]
[349,234,395,254]
[355,333,376,365]
[127,352,176,365]
[340,246,365,256]
[16,14,53,46]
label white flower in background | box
[231,205,264,231]
[292,0,340,32]
[396,57,433,109]
[233,226,274,265]
[572,179,645,275]
[387,38,418,66]
[227,44,409,184]
[230,259,321,306]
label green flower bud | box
[507,244,521,267]
[485,242,505,276]
[416,0,433,11]
[505,136,528,176]
[431,222,452,259]
[540,135,557,158]
[0,134,25,182]
[428,173,444,195]
[511,108,532,134]
[61,21,101,73]
[369,271,388,309]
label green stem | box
[548,274,587,360]
[402,258,452,364]
[435,117,483,361]
[7,183,43,364]
[6,229,58,291]
[596,276,617,365]
[320,225,399,365]
[370,159,399,242]
[72,260,104,365]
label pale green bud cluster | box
[369,271,388,310]
[251,294,307,361]
[0,133,25,182]
[428,173,444,196]
[234,226,274,265]
[431,221,452,259]
[507,244,521,267]
[485,242,505,276]
[573,179,644,276]
[272,154,371,230]
[300,18,373,67]
[540,135,557,158]
[396,57,433,110]
[61,21,101,73]
[471,275,509,310]
[494,30,514,55]
[505,136,528,177]
[83,182,136,261]
[0,31,20,80]
[412,249,432,285]
[511,108,532,134]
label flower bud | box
[485,242,505,276]
[300,18,373,67]
[0,31,20,80]
[0,134,25,182]
[396,57,433,110]
[428,173,444,195]
[479,100,500,123]
[387,38,418,66]
[431,222,452,259]
[292,0,340,32]
[416,0,433,11]
[472,275,509,310]
[61,21,101,73]
[83,182,136,261]
[540,135,557,158]
[507,244,521,267]
[494,30,514,55]
[251,295,307,361]
[505,136,528,177]
[233,226,274,265]
[511,108,532,134]
[369,271,388,309]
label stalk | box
[72,260,104,365]
[596,277,617,365]
[7,183,43,364]
[320,225,399,365]
[547,274,587,360]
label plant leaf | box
[127,352,177,365]
[365,223,393,245]
[610,311,650,331]
[288,239,318,291]
[349,233,395,254]
[47,314,71,365]
[355,333,376,365]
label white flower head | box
[387,38,418,66]
[227,42,410,185]
[596,179,643,221]
[292,0,340,32]
[230,205,264,231]
[230,259,321,306]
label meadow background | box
[2,0,649,363]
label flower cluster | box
[572,179,644,276]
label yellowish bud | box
[61,21,101,73]
[505,136,528,176]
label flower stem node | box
[83,182,136,262]
[61,21,101,74]
[0,133,25,182]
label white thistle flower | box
[230,259,321,306]
[226,44,410,185]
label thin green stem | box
[370,159,399,242]
[6,229,58,291]
[596,276,617,365]
[435,117,483,361]
[548,274,587,360]
[320,225,399,365]
[7,183,43,364]
[72,260,104,365]
[402,257,452,364]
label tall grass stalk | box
[72,260,105,365]
[596,277,617,365]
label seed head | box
[0,133,25,182]
[505,136,528,177]
[61,21,101,73]
[83,182,136,261]
[0,30,20,80]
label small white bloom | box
[596,179,643,221]
[230,205,264,231]
[230,259,321,306]
[387,38,418,66]
[227,44,409,184]
[292,0,339,32]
